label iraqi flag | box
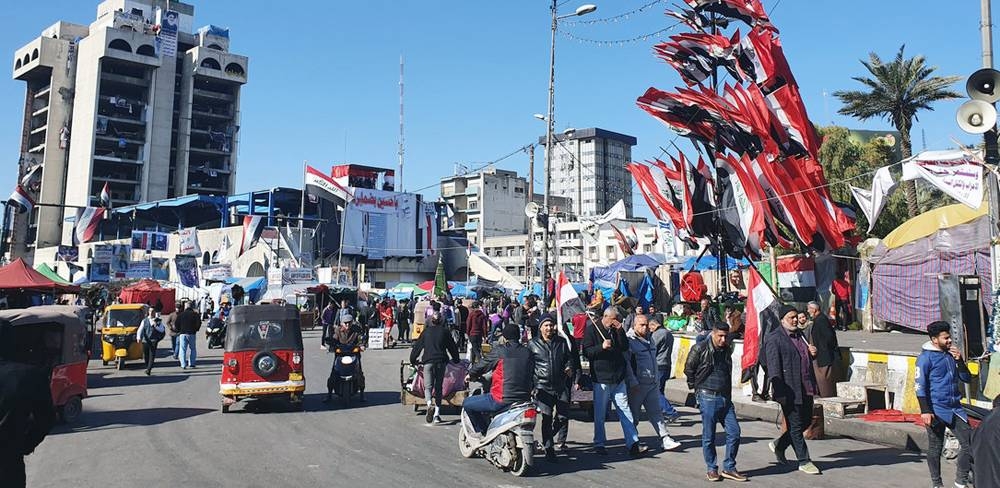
[239,215,265,257]
[741,265,781,380]
[305,165,353,204]
[73,207,105,245]
[776,255,817,302]
[555,269,585,346]
[7,185,34,214]
[100,182,112,209]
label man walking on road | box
[175,302,201,369]
[0,322,55,488]
[807,301,839,398]
[582,307,640,457]
[626,314,681,453]
[164,305,179,360]
[684,319,746,482]
[136,308,166,376]
[528,314,574,462]
[649,313,680,422]
[763,305,821,475]
[466,300,487,364]
[410,312,460,424]
[916,321,972,488]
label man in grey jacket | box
[627,314,681,451]
[649,316,680,423]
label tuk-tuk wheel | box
[102,360,108,366]
[59,396,83,423]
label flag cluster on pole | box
[630,0,855,260]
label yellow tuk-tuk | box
[100,304,146,370]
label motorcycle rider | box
[324,312,366,403]
[528,314,574,462]
[464,323,535,436]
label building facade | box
[540,127,636,219]
[9,0,247,261]
[440,166,530,247]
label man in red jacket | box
[465,300,488,364]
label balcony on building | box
[92,24,162,68]
[190,46,247,85]
[93,136,142,164]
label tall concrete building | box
[9,0,247,261]
[540,127,636,219]
[440,166,529,247]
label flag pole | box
[298,160,306,265]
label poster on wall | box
[111,244,131,278]
[155,8,179,58]
[56,245,79,262]
[150,258,170,281]
[89,263,110,282]
[201,263,232,282]
[282,267,314,284]
[177,228,201,256]
[341,188,419,258]
[125,260,151,280]
[175,255,199,287]
[366,213,387,260]
[132,231,169,252]
[92,244,112,263]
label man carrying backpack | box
[136,308,166,376]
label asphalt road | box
[28,328,959,488]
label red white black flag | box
[305,165,353,204]
[73,207,105,245]
[741,265,780,380]
[239,215,265,257]
[7,185,34,214]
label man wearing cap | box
[582,307,641,457]
[464,323,535,436]
[529,314,574,461]
[763,305,821,475]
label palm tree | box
[833,45,961,218]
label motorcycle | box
[327,344,364,407]
[457,399,536,476]
[205,317,226,349]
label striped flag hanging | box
[238,215,265,257]
[100,182,112,209]
[741,265,781,380]
[7,185,34,214]
[73,207,105,245]
[305,165,353,204]
[555,269,585,347]
[776,255,817,302]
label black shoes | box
[544,448,557,462]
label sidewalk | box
[663,378,928,451]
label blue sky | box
[0,1,987,220]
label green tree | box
[833,45,961,218]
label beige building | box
[9,0,247,262]
[541,127,636,219]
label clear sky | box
[0,0,987,221]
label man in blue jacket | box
[915,321,972,488]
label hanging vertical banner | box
[156,8,179,58]
[366,213,388,260]
[89,263,110,282]
[111,244,131,279]
[150,257,170,280]
[178,228,201,256]
[174,255,199,287]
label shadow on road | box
[745,446,922,478]
[89,372,190,388]
[52,407,214,434]
[305,390,402,411]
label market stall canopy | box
[34,263,72,285]
[119,279,177,314]
[0,258,80,293]
[387,282,428,300]
[680,254,749,271]
[467,250,525,291]
[590,254,664,284]
[881,202,988,250]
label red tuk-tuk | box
[219,304,305,412]
[0,305,89,422]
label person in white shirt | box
[135,309,165,376]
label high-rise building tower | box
[540,127,636,218]
[8,0,247,261]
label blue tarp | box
[680,255,749,271]
[224,276,267,303]
[589,254,664,284]
[517,282,588,303]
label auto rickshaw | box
[219,304,305,412]
[0,305,90,422]
[100,303,147,370]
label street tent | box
[0,258,79,293]
[387,282,428,300]
[34,263,72,285]
[119,279,177,314]
[679,254,749,271]
[590,254,664,284]
[869,203,991,332]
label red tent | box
[417,280,454,292]
[0,258,80,293]
[119,279,176,314]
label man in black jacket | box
[763,305,821,475]
[174,302,202,369]
[410,312,460,424]
[684,320,745,482]
[582,307,640,456]
[528,314,574,462]
[972,395,1000,488]
[0,322,55,488]
[806,301,839,398]
[464,323,534,435]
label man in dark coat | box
[972,395,1000,488]
[410,312,460,423]
[528,314,574,462]
[0,322,55,487]
[763,305,821,475]
[807,301,839,398]
[465,300,488,364]
[582,307,640,457]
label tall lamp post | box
[541,1,596,306]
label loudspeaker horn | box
[956,99,997,134]
[967,68,1000,102]
[524,201,540,218]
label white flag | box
[850,166,898,232]
[593,199,627,225]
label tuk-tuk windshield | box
[224,304,304,351]
[106,309,145,328]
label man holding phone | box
[915,321,972,488]
[582,307,640,457]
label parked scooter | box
[326,344,365,407]
[457,400,536,476]
[205,317,226,349]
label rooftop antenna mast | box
[398,55,405,192]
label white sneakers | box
[662,435,681,451]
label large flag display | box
[305,165,353,204]
[741,265,780,379]
[238,215,264,257]
[73,207,105,244]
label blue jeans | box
[593,381,639,448]
[698,392,741,472]
[657,368,679,416]
[178,333,197,368]
[463,393,508,434]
